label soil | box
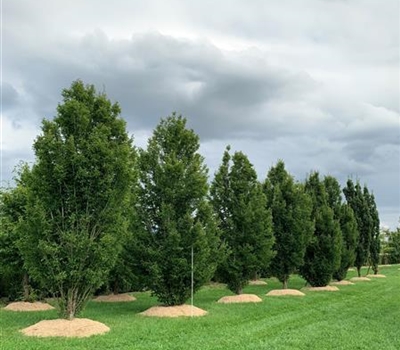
[93,293,136,302]
[266,289,305,296]
[248,280,267,286]
[330,280,354,286]
[350,277,371,282]
[21,318,110,338]
[366,274,386,278]
[140,304,207,317]
[217,294,262,303]
[4,301,55,312]
[303,286,339,292]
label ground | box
[0,265,399,349]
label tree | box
[333,204,358,281]
[18,80,135,319]
[387,226,400,264]
[263,160,313,289]
[210,147,274,294]
[0,184,26,299]
[136,114,220,306]
[364,188,380,274]
[300,172,342,287]
[343,180,372,277]
[323,175,358,281]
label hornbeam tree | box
[210,147,275,294]
[300,172,342,287]
[343,180,373,277]
[263,160,314,289]
[364,187,380,274]
[136,114,220,306]
[18,80,136,319]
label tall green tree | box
[0,170,30,300]
[364,188,380,274]
[18,80,135,319]
[263,160,313,289]
[333,204,358,281]
[300,172,342,287]
[387,225,400,264]
[343,180,372,277]
[323,175,358,281]
[210,147,274,294]
[137,114,220,306]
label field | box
[1,265,399,350]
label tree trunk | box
[113,279,119,295]
[283,279,288,289]
[236,287,243,295]
[66,288,78,320]
[357,267,361,277]
[22,272,30,301]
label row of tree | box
[380,227,400,265]
[0,81,383,319]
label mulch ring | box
[350,277,371,282]
[248,280,268,286]
[140,304,207,317]
[93,293,136,302]
[266,289,305,296]
[217,294,262,303]
[4,301,55,312]
[21,318,110,337]
[302,286,339,292]
[366,274,386,278]
[330,280,354,286]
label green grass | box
[1,265,399,350]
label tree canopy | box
[136,113,220,306]
[211,147,275,294]
[17,80,135,319]
[263,160,314,289]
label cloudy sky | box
[2,0,399,228]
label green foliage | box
[0,166,33,300]
[343,180,377,276]
[333,204,358,281]
[300,172,342,287]
[136,113,220,306]
[263,160,314,288]
[17,80,135,319]
[211,147,274,294]
[387,227,400,263]
[323,176,343,219]
[364,189,380,274]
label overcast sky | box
[2,0,399,228]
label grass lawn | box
[1,265,399,350]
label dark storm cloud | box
[5,31,320,141]
[2,0,399,227]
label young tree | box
[210,147,275,294]
[18,80,135,319]
[343,180,372,277]
[263,160,313,289]
[387,226,400,264]
[137,114,220,306]
[300,172,342,287]
[323,175,358,281]
[332,204,358,281]
[0,174,30,300]
[364,188,380,274]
